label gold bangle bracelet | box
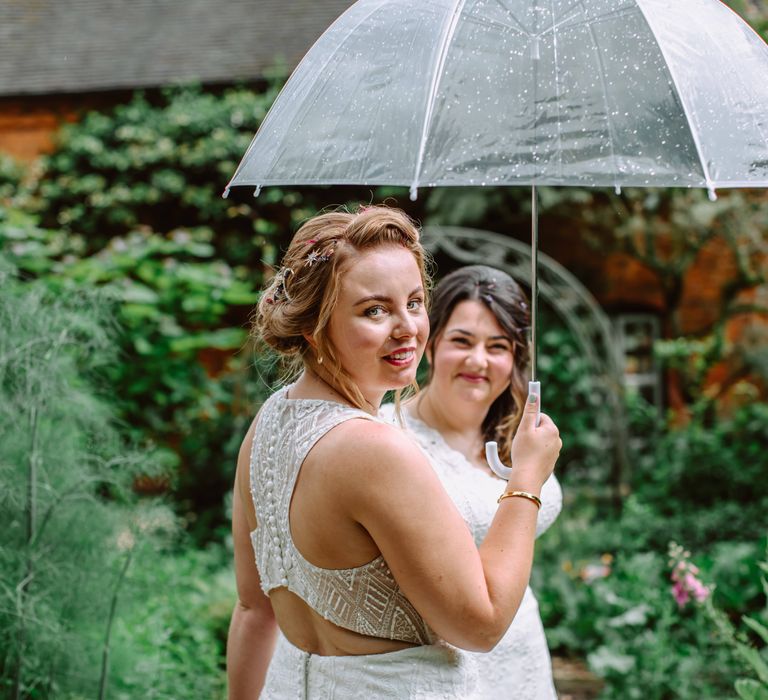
[497,490,542,509]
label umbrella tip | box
[708,187,717,202]
[409,185,418,202]
[253,185,262,198]
[222,187,230,199]
[614,185,622,195]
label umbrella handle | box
[485,441,512,479]
[529,380,541,427]
[485,381,542,480]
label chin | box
[455,385,491,403]
[390,370,417,389]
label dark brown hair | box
[254,205,429,409]
[426,265,530,466]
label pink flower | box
[672,580,691,608]
[667,543,711,608]
[685,573,710,602]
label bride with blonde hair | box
[227,206,561,698]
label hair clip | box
[272,267,293,302]
[306,250,329,266]
[305,243,335,267]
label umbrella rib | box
[537,5,636,38]
[696,7,768,163]
[462,12,528,39]
[490,0,531,36]
[576,0,622,188]
[550,0,565,180]
[411,0,469,197]
[633,0,714,193]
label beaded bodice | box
[249,386,434,645]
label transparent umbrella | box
[226,0,768,476]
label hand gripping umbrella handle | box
[485,381,542,480]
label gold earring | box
[317,354,323,364]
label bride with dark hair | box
[382,264,563,698]
[227,208,561,699]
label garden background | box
[2,2,768,698]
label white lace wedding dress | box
[381,404,563,699]
[253,387,479,698]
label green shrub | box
[533,514,749,699]
[0,257,169,698]
[707,540,768,700]
[537,323,609,485]
[23,82,357,269]
[107,543,233,700]
[0,154,23,203]
[0,204,274,541]
[620,397,768,552]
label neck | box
[414,385,495,470]
[299,368,380,415]
[415,385,487,441]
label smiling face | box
[428,299,514,409]
[326,244,429,406]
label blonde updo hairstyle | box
[255,206,430,410]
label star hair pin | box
[305,243,335,267]
[306,250,329,266]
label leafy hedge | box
[0,204,273,541]
[0,258,180,698]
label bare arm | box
[329,396,559,652]
[227,422,278,699]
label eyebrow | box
[353,287,423,306]
[447,328,513,343]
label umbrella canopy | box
[227,0,768,199]
[226,0,768,477]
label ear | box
[303,332,316,350]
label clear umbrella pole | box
[530,186,542,426]
[484,184,543,479]
[530,185,538,382]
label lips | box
[383,347,416,366]
[457,373,487,383]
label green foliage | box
[107,544,232,699]
[534,514,750,699]
[536,323,607,483]
[0,154,23,203]
[0,258,168,697]
[534,386,768,698]
[22,81,378,268]
[0,204,273,541]
[708,542,768,700]
[620,397,768,551]
[583,552,729,699]
[28,85,270,248]
[0,259,233,697]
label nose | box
[391,308,418,340]
[465,343,488,369]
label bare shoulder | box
[310,417,436,491]
[322,416,424,458]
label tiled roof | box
[0,0,354,96]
